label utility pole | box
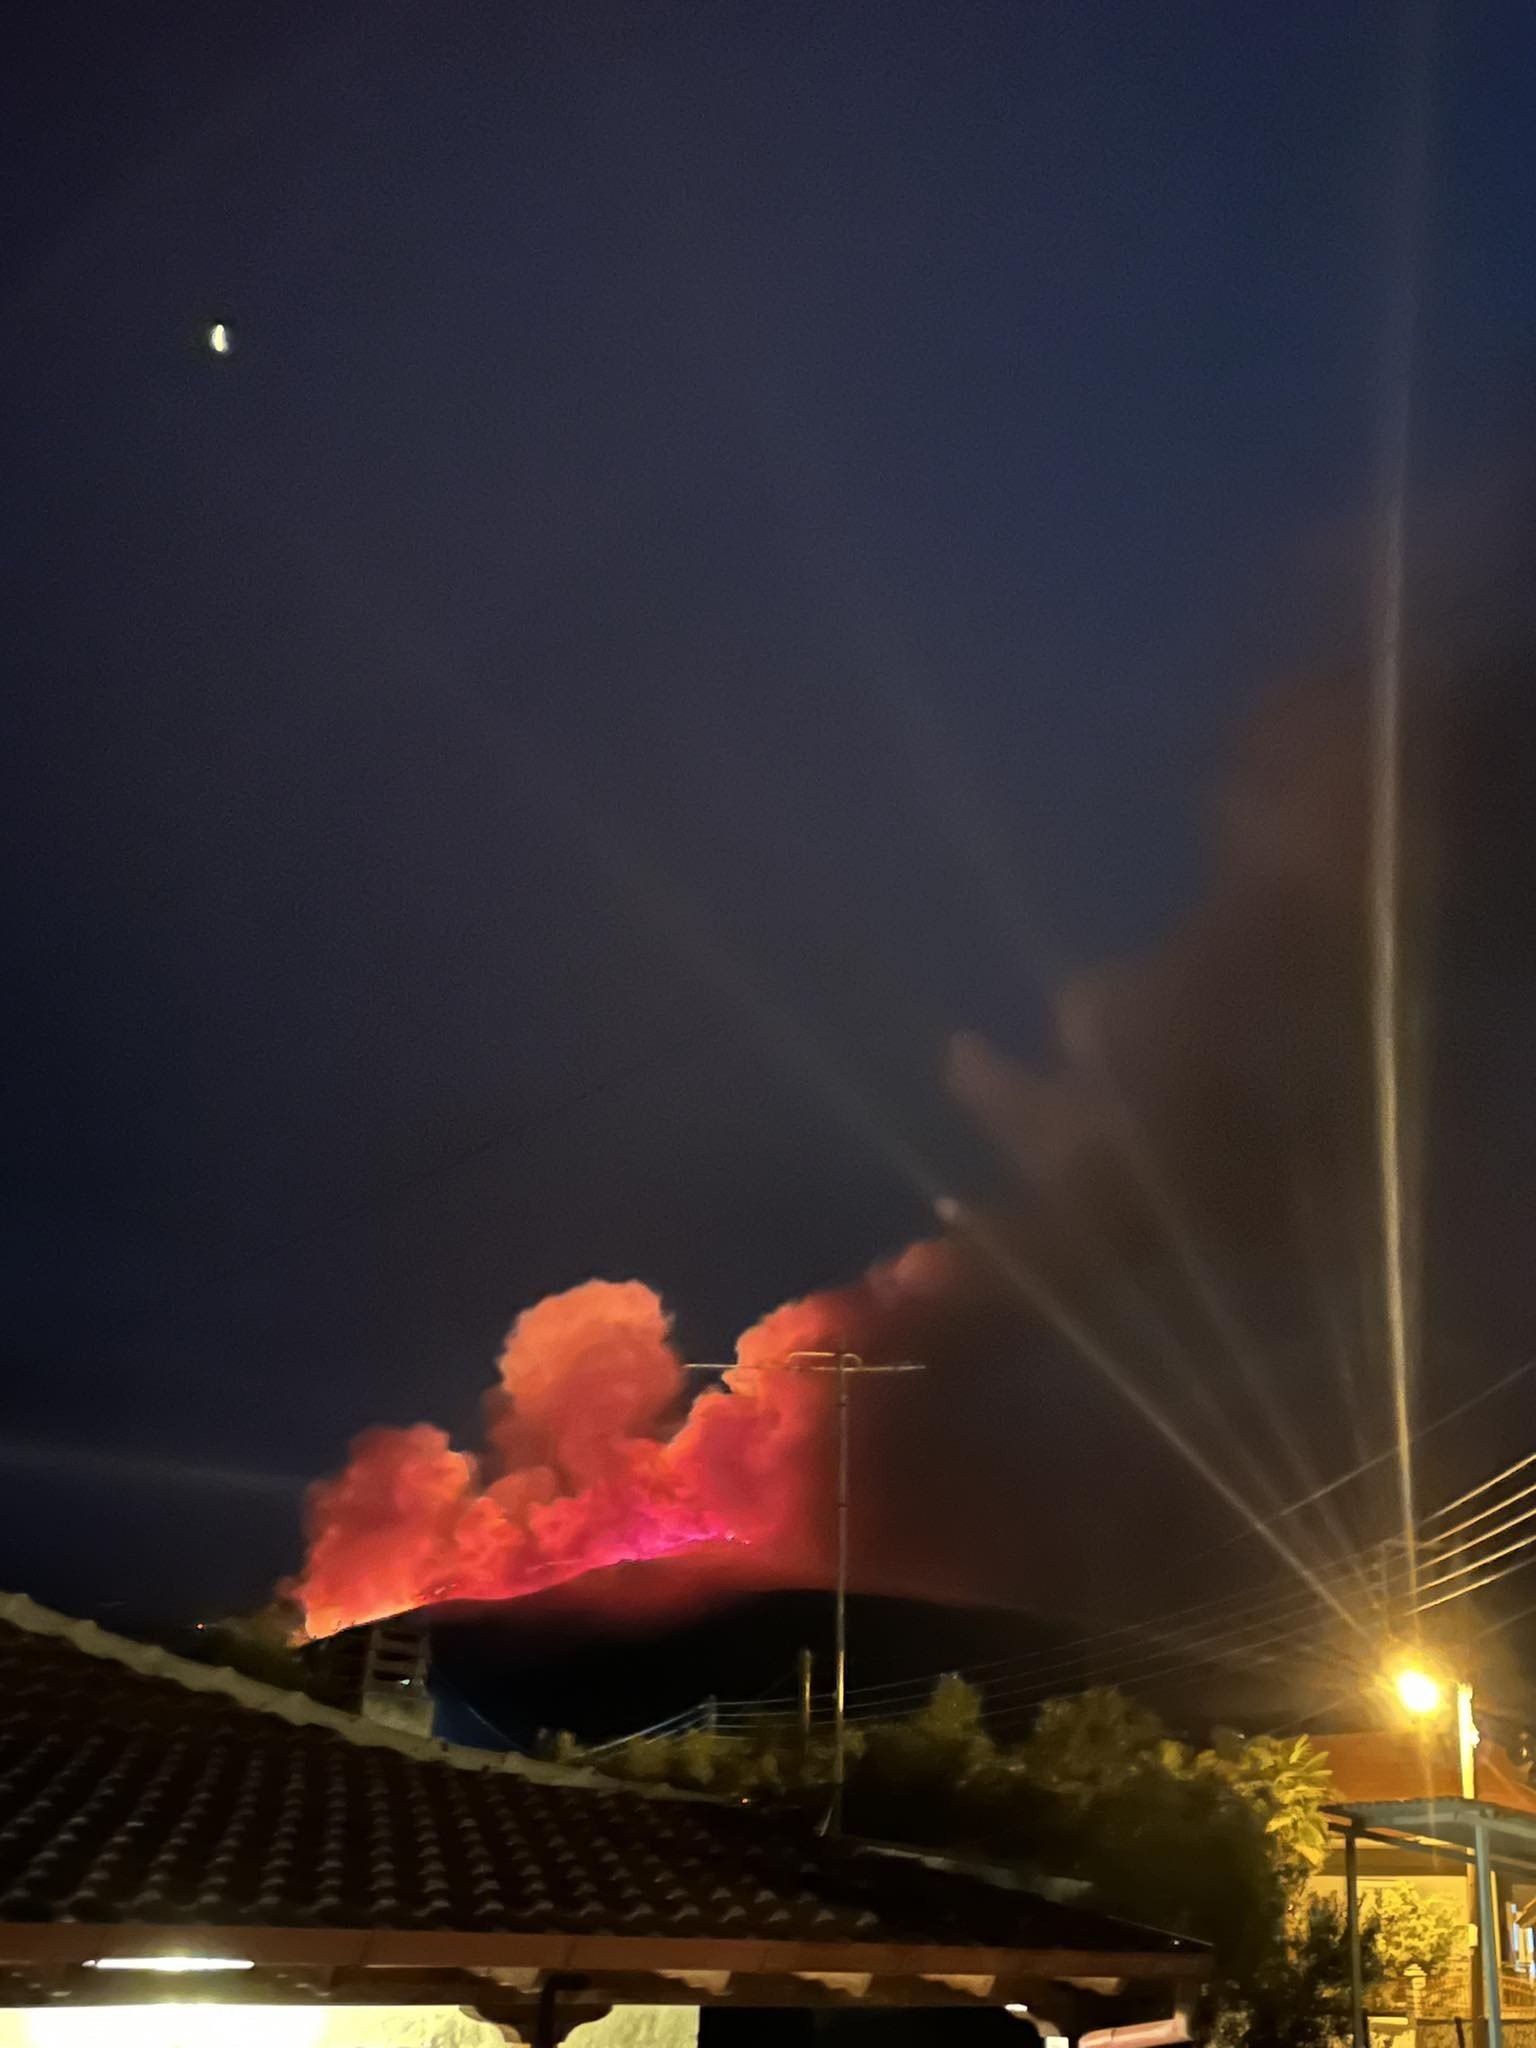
[787,1350,926,1833]
[1457,1680,1491,2048]
[1396,1662,1491,2047]
[1457,1680,1480,1800]
[686,1349,925,1833]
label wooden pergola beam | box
[0,1922,1205,1984]
[0,1965,1117,2031]
[0,1964,1120,2012]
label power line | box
[942,1200,1361,1631]
[997,1604,1351,1695]
[1193,1352,1536,1562]
[716,1569,1371,1735]
[817,1386,1536,1711]
[712,1611,1359,1736]
[728,1536,1377,1717]
[943,1593,1365,1714]
[951,1624,1361,1735]
[709,1584,1328,1717]
[709,1528,1430,1728]
[1420,1496,1536,1574]
[1260,1687,1364,1739]
[1477,1591,1536,1642]
[841,1426,1536,1707]
[845,1581,1362,1719]
[618,1446,1536,1750]
[827,1554,1367,1705]
[1422,1449,1536,1528]
[651,1584,1363,1738]
[580,1703,713,1755]
[1413,1525,1536,1602]
[1425,1474,1536,1548]
[1415,1545,1536,1615]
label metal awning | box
[1329,1798,1536,1875]
[1328,1798,1536,2048]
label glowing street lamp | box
[1395,1666,1444,1717]
[1393,1660,1479,1799]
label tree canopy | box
[1363,1882,1461,1980]
[560,1680,1359,2042]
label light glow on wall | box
[29,2006,323,2048]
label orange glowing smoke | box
[292,1245,952,1638]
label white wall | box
[0,2002,699,2048]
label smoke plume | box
[293,1246,952,1638]
[296,482,1536,1637]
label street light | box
[1393,1657,1492,2047]
[1395,1666,1443,1717]
[1394,1659,1478,1800]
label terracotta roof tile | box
[0,1596,1188,1960]
[1320,1730,1536,1816]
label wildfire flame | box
[291,1245,951,1638]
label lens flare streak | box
[937,1199,1364,1632]
[1368,0,1436,1616]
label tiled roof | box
[1320,1731,1536,1817]
[0,1595,1191,1966]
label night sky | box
[5,2,1536,1645]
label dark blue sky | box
[4,0,1535,1624]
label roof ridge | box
[0,1591,624,1794]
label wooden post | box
[1462,1684,1485,2047]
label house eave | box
[0,1921,1207,1984]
